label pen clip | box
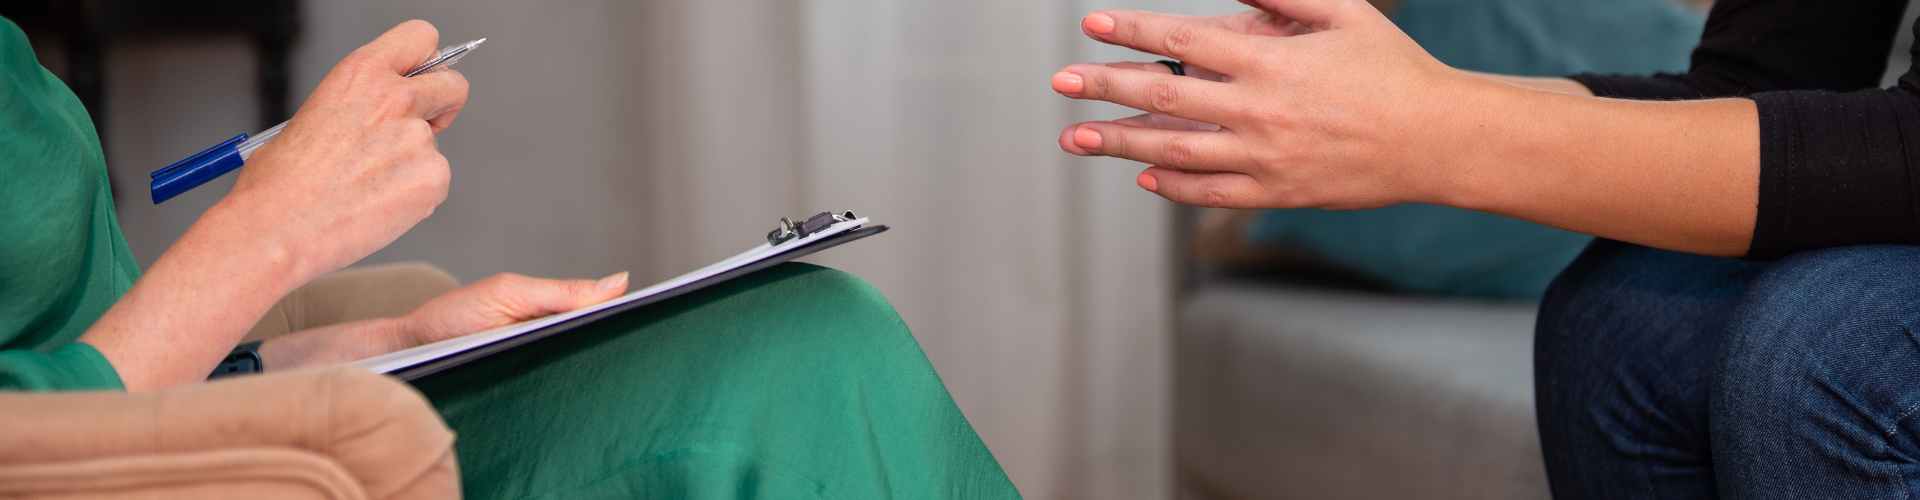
[767,211,858,245]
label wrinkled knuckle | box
[1086,72,1112,98]
[1201,187,1232,207]
[1163,25,1199,58]
[1148,81,1181,114]
[1162,136,1197,167]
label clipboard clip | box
[768,211,859,245]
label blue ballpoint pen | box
[149,38,486,204]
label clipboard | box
[355,211,889,381]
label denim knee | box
[1711,246,1920,498]
[1715,246,1920,393]
[1535,240,1754,499]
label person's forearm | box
[1433,80,1759,257]
[258,318,415,372]
[1470,71,1595,96]
[78,197,312,391]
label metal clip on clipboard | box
[768,211,861,245]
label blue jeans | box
[1536,240,1920,499]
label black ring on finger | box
[1156,60,1187,77]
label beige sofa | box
[0,263,464,499]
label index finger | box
[1082,11,1257,74]
[355,20,442,75]
[409,69,470,131]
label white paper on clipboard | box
[354,216,875,376]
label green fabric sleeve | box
[0,342,125,392]
[0,17,143,387]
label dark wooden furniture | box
[0,0,300,201]
[0,0,302,136]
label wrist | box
[200,191,318,289]
[1403,73,1545,213]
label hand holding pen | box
[209,20,473,281]
[150,30,483,204]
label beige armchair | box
[0,263,464,499]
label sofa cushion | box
[1177,283,1546,500]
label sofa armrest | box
[0,368,458,500]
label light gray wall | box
[104,2,649,283]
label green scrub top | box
[0,17,138,391]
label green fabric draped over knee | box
[414,263,1020,500]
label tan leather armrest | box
[0,368,458,500]
[249,262,462,342]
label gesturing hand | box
[1053,0,1473,210]
[222,20,471,282]
[402,272,631,346]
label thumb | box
[499,272,630,319]
[1237,0,1348,28]
[566,272,632,309]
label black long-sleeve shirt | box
[1567,0,1918,258]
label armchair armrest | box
[0,368,458,499]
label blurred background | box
[18,0,1892,498]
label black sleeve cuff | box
[1747,88,1920,259]
[1568,73,1711,101]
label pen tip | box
[472,38,488,47]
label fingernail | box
[1052,72,1085,94]
[1073,127,1104,150]
[1083,13,1117,35]
[1138,172,1160,192]
[597,272,629,291]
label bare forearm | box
[1470,71,1595,96]
[1436,81,1759,257]
[78,197,310,391]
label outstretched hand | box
[1053,0,1473,210]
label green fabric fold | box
[0,342,126,392]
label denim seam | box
[1870,326,1920,500]
[1872,418,1915,500]
[1892,325,1920,439]
[1881,407,1912,500]
[1887,402,1920,439]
